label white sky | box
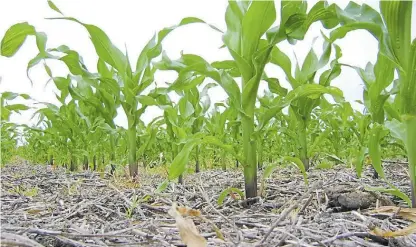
[1,0,415,128]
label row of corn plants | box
[1,0,415,206]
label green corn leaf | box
[155,180,170,193]
[263,163,279,180]
[168,134,236,180]
[97,59,112,78]
[368,124,387,178]
[329,2,401,70]
[44,62,53,78]
[283,156,308,185]
[258,84,343,131]
[155,53,241,109]
[1,92,19,101]
[286,1,340,40]
[217,187,244,206]
[330,3,385,40]
[0,108,11,121]
[170,73,206,92]
[384,99,401,121]
[264,77,288,96]
[5,104,30,112]
[373,53,395,95]
[48,17,127,74]
[26,44,93,84]
[47,0,64,15]
[25,32,51,83]
[298,47,319,83]
[136,95,158,106]
[319,64,341,87]
[269,46,297,87]
[401,39,416,115]
[241,1,276,61]
[52,76,70,103]
[135,17,222,83]
[380,1,412,70]
[365,186,411,207]
[168,138,199,180]
[59,50,92,76]
[354,146,368,178]
[137,128,158,157]
[223,1,249,56]
[200,82,217,97]
[1,22,36,57]
[267,1,339,44]
[211,60,240,77]
[385,119,407,144]
[178,97,195,119]
[308,129,330,157]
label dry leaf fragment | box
[177,206,201,217]
[371,206,416,222]
[168,203,207,247]
[26,209,43,214]
[371,223,416,237]
[229,191,241,200]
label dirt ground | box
[1,160,415,247]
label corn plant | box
[204,102,237,171]
[155,0,354,198]
[260,37,344,170]
[328,1,415,206]
[1,92,31,122]
[1,122,19,164]
[1,91,31,164]
[317,101,356,162]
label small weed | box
[126,194,139,218]
[66,179,83,195]
[9,185,38,197]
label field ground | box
[1,161,415,247]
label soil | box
[1,160,415,247]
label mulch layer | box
[1,160,415,247]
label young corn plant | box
[378,2,415,207]
[259,37,344,170]
[342,53,395,179]
[1,122,19,165]
[329,1,416,206]
[1,90,31,164]
[33,101,91,171]
[205,102,237,171]
[316,100,356,163]
[155,0,350,198]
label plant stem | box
[100,154,105,172]
[222,151,226,171]
[195,145,200,173]
[405,115,416,207]
[299,120,309,171]
[258,140,264,170]
[127,126,138,178]
[242,116,257,198]
[213,149,217,169]
[70,154,76,171]
[93,155,97,171]
[83,155,88,170]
